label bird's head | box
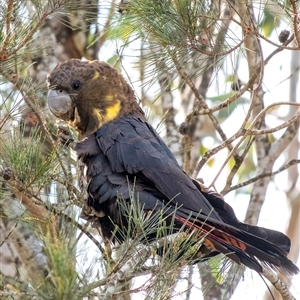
[47,59,144,138]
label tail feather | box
[191,181,298,274]
[235,223,291,254]
[175,212,299,275]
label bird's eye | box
[71,81,81,90]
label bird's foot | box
[56,121,77,150]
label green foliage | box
[207,93,249,122]
[0,2,49,74]
[1,1,299,300]
[107,17,135,42]
[112,0,230,82]
[115,194,228,268]
[259,8,280,37]
[124,0,214,47]
[0,126,57,189]
[37,228,78,300]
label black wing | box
[92,115,299,275]
[95,114,222,221]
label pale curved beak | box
[47,89,73,118]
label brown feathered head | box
[47,59,144,138]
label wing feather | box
[95,115,222,221]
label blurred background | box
[0,1,299,299]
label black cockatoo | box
[47,59,299,275]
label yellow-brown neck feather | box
[93,100,121,126]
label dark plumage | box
[47,59,299,275]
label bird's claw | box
[57,123,77,150]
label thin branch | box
[192,69,261,177]
[0,0,14,58]
[262,268,297,300]
[256,27,299,52]
[194,128,245,176]
[0,219,19,248]
[214,64,263,189]
[172,57,231,150]
[102,233,205,299]
[1,167,105,255]
[193,71,258,116]
[54,210,105,255]
[191,35,245,57]
[8,1,70,58]
[247,111,300,136]
[264,34,296,65]
[290,0,300,48]
[207,102,300,188]
[224,159,300,195]
[268,122,300,163]
[97,0,117,48]
[1,71,70,180]
[221,136,255,195]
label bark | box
[0,203,48,293]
